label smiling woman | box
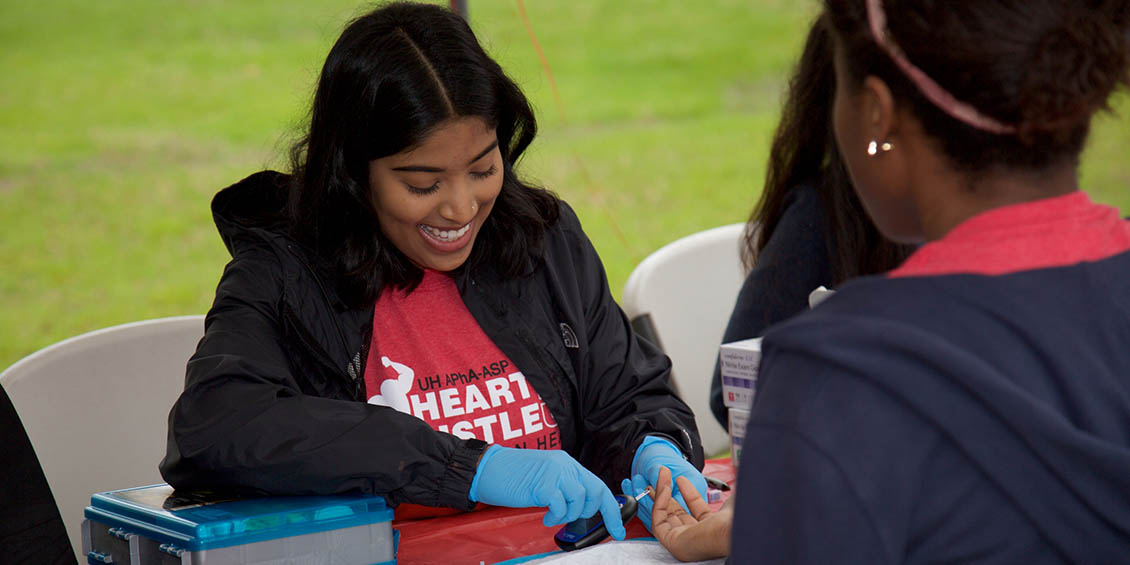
[159,0,707,547]
[368,118,502,273]
[283,1,564,304]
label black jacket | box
[1,384,76,565]
[160,171,703,510]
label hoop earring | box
[867,140,893,156]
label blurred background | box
[2,0,1128,371]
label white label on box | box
[720,337,761,409]
[729,407,749,468]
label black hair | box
[824,0,1130,174]
[288,1,560,306]
[745,15,913,283]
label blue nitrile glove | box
[621,436,707,531]
[621,474,655,530]
[469,445,626,540]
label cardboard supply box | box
[83,484,396,565]
[720,337,762,410]
[728,406,750,468]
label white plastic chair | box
[0,315,204,562]
[622,223,747,456]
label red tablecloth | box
[393,458,736,564]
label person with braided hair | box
[649,0,1130,562]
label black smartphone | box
[553,494,638,552]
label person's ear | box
[861,75,898,144]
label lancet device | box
[553,490,646,552]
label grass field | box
[2,1,1128,371]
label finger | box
[655,466,673,503]
[661,470,707,529]
[652,467,674,525]
[675,475,713,521]
[580,476,604,520]
[542,490,568,526]
[621,477,637,497]
[651,506,672,543]
[660,469,688,511]
[597,488,626,541]
[653,470,696,552]
[632,473,651,497]
[672,491,692,515]
[559,478,587,523]
[654,468,691,527]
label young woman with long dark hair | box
[707,18,913,429]
[161,1,708,540]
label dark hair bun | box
[1017,4,1130,143]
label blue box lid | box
[84,484,393,552]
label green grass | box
[2,0,1128,371]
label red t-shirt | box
[891,191,1130,278]
[365,269,560,518]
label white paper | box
[519,538,726,565]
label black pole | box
[450,0,468,20]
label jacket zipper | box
[469,277,574,441]
[287,243,363,401]
[515,328,572,419]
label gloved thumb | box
[620,477,636,499]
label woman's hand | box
[468,445,626,539]
[651,466,733,562]
[626,436,709,531]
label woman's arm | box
[552,205,704,483]
[160,250,487,508]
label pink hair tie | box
[866,0,1017,135]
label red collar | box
[890,191,1130,278]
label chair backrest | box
[0,315,204,561]
[621,223,747,456]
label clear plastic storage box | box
[82,484,396,564]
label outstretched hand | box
[651,467,733,562]
[626,437,708,531]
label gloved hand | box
[469,445,626,540]
[621,436,707,531]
